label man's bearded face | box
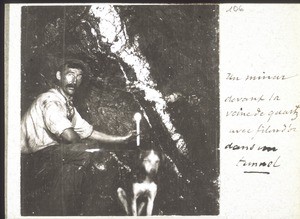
[58,67,83,97]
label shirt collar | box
[54,86,73,102]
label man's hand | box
[89,129,140,144]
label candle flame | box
[134,112,142,121]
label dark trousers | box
[21,144,93,216]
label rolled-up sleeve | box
[42,100,73,137]
[72,108,94,139]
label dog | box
[117,148,163,216]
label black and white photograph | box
[19,4,219,216]
[7,3,299,219]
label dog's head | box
[139,149,160,176]
[134,148,165,183]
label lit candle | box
[133,112,142,146]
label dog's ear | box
[136,147,144,160]
[138,150,143,160]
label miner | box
[21,58,136,215]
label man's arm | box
[60,127,136,145]
[88,130,135,144]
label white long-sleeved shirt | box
[21,88,93,154]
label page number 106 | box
[226,5,244,13]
